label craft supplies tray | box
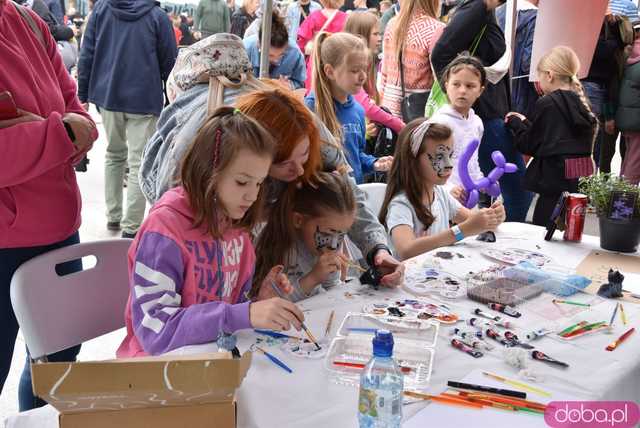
[467,276,544,306]
[361,299,460,324]
[324,313,437,391]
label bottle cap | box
[372,329,394,357]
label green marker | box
[552,299,591,307]
[558,321,588,336]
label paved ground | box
[0,109,621,418]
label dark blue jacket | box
[305,93,375,184]
[77,0,177,115]
[496,6,539,118]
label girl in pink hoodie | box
[117,107,305,357]
[0,0,97,410]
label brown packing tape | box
[32,352,252,415]
[575,251,640,304]
[59,402,235,428]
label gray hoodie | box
[139,83,389,259]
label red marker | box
[606,327,635,351]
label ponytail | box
[312,32,343,140]
[571,76,600,149]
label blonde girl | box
[505,46,598,227]
[305,31,393,184]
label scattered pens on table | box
[325,310,335,338]
[483,371,552,397]
[254,346,293,373]
[609,303,619,328]
[269,280,321,350]
[404,391,483,409]
[606,327,635,351]
[552,299,590,307]
[619,303,627,325]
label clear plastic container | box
[325,313,436,391]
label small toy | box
[597,269,624,298]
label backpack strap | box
[13,1,47,50]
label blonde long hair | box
[537,46,599,139]
[344,11,381,103]
[393,0,440,62]
[312,32,368,140]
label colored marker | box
[504,331,533,349]
[333,360,412,373]
[552,299,591,307]
[453,335,494,351]
[557,321,588,336]
[525,328,552,341]
[485,328,514,347]
[474,308,501,322]
[488,302,522,318]
[608,304,619,328]
[254,346,293,373]
[563,321,607,338]
[447,381,527,399]
[619,303,627,325]
[531,350,569,368]
[451,338,483,358]
[606,327,635,351]
[453,327,483,340]
[482,372,552,397]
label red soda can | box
[564,193,588,242]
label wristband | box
[62,120,76,142]
[451,225,464,242]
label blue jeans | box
[0,232,82,412]
[479,118,533,222]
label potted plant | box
[579,173,640,253]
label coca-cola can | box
[564,193,588,242]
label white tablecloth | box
[6,223,640,428]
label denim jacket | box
[285,0,322,45]
[243,35,306,89]
[139,83,389,258]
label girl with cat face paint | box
[252,171,357,302]
[379,119,506,261]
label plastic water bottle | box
[358,330,404,428]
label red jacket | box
[0,1,97,248]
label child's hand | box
[256,265,293,301]
[249,298,304,331]
[450,186,468,204]
[374,156,393,172]
[465,208,500,235]
[310,251,345,284]
[490,200,506,224]
[505,112,526,123]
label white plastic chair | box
[358,182,387,218]
[10,239,132,361]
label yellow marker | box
[483,372,552,398]
[619,303,627,325]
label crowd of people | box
[1,0,640,414]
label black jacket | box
[431,0,510,120]
[506,90,597,195]
[30,0,74,41]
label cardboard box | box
[31,352,252,428]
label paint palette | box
[482,248,552,267]
[362,299,459,324]
[404,268,466,299]
[281,339,329,359]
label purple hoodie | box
[117,187,254,357]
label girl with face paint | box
[252,171,357,302]
[379,119,506,261]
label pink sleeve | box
[0,11,97,188]
[296,12,317,53]
[354,89,405,133]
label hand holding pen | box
[250,265,305,332]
